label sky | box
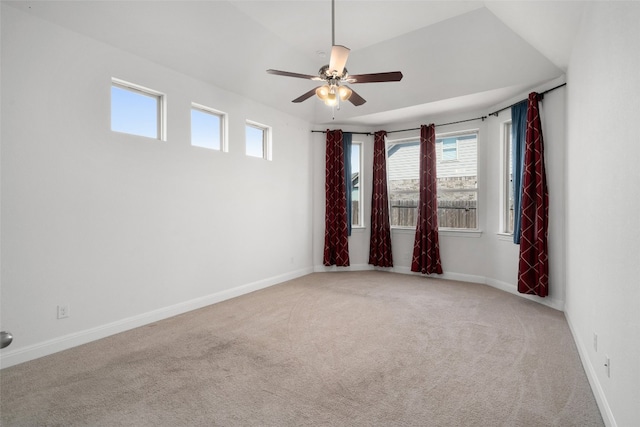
[111,85,158,139]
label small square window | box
[441,138,458,161]
[111,79,164,140]
[191,104,226,151]
[246,121,271,160]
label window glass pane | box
[246,125,264,158]
[351,143,361,226]
[191,108,221,150]
[437,191,477,229]
[387,142,420,227]
[387,133,477,229]
[506,123,514,233]
[389,190,419,228]
[111,85,159,139]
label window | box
[246,121,272,160]
[502,122,514,234]
[350,142,363,227]
[191,103,226,151]
[441,138,458,161]
[387,131,478,229]
[111,79,164,140]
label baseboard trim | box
[565,310,616,427]
[314,264,564,311]
[313,263,372,272]
[484,278,565,311]
[0,267,313,369]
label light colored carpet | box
[0,272,603,426]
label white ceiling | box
[5,0,585,126]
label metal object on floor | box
[1,331,13,349]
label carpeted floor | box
[0,271,603,426]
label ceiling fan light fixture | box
[338,85,352,101]
[324,91,337,106]
[316,84,330,101]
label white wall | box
[565,3,640,426]
[0,6,314,368]
[313,87,567,312]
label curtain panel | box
[368,131,393,267]
[411,124,443,274]
[517,93,549,297]
[511,100,528,244]
[323,129,350,266]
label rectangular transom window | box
[191,103,226,151]
[111,79,164,140]
[387,130,478,229]
[246,121,272,160]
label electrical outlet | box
[604,356,610,378]
[593,333,598,352]
[57,304,70,319]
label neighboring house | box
[387,135,478,228]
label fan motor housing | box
[319,65,348,81]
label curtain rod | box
[310,83,566,135]
[310,115,486,136]
[488,83,567,117]
[385,116,486,134]
[311,130,372,135]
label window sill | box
[496,233,515,242]
[440,229,482,238]
[391,227,483,238]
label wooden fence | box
[390,199,477,229]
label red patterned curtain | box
[518,93,549,297]
[411,124,443,274]
[323,129,350,266]
[369,131,393,267]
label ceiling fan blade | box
[347,71,403,84]
[292,87,320,103]
[345,86,366,106]
[329,45,350,76]
[267,69,322,81]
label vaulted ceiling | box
[6,1,585,126]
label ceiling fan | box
[266,0,403,107]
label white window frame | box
[351,141,364,228]
[386,130,479,232]
[190,102,228,152]
[111,78,166,141]
[436,130,479,231]
[500,121,514,235]
[440,138,459,161]
[245,120,272,160]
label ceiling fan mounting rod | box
[331,0,335,46]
